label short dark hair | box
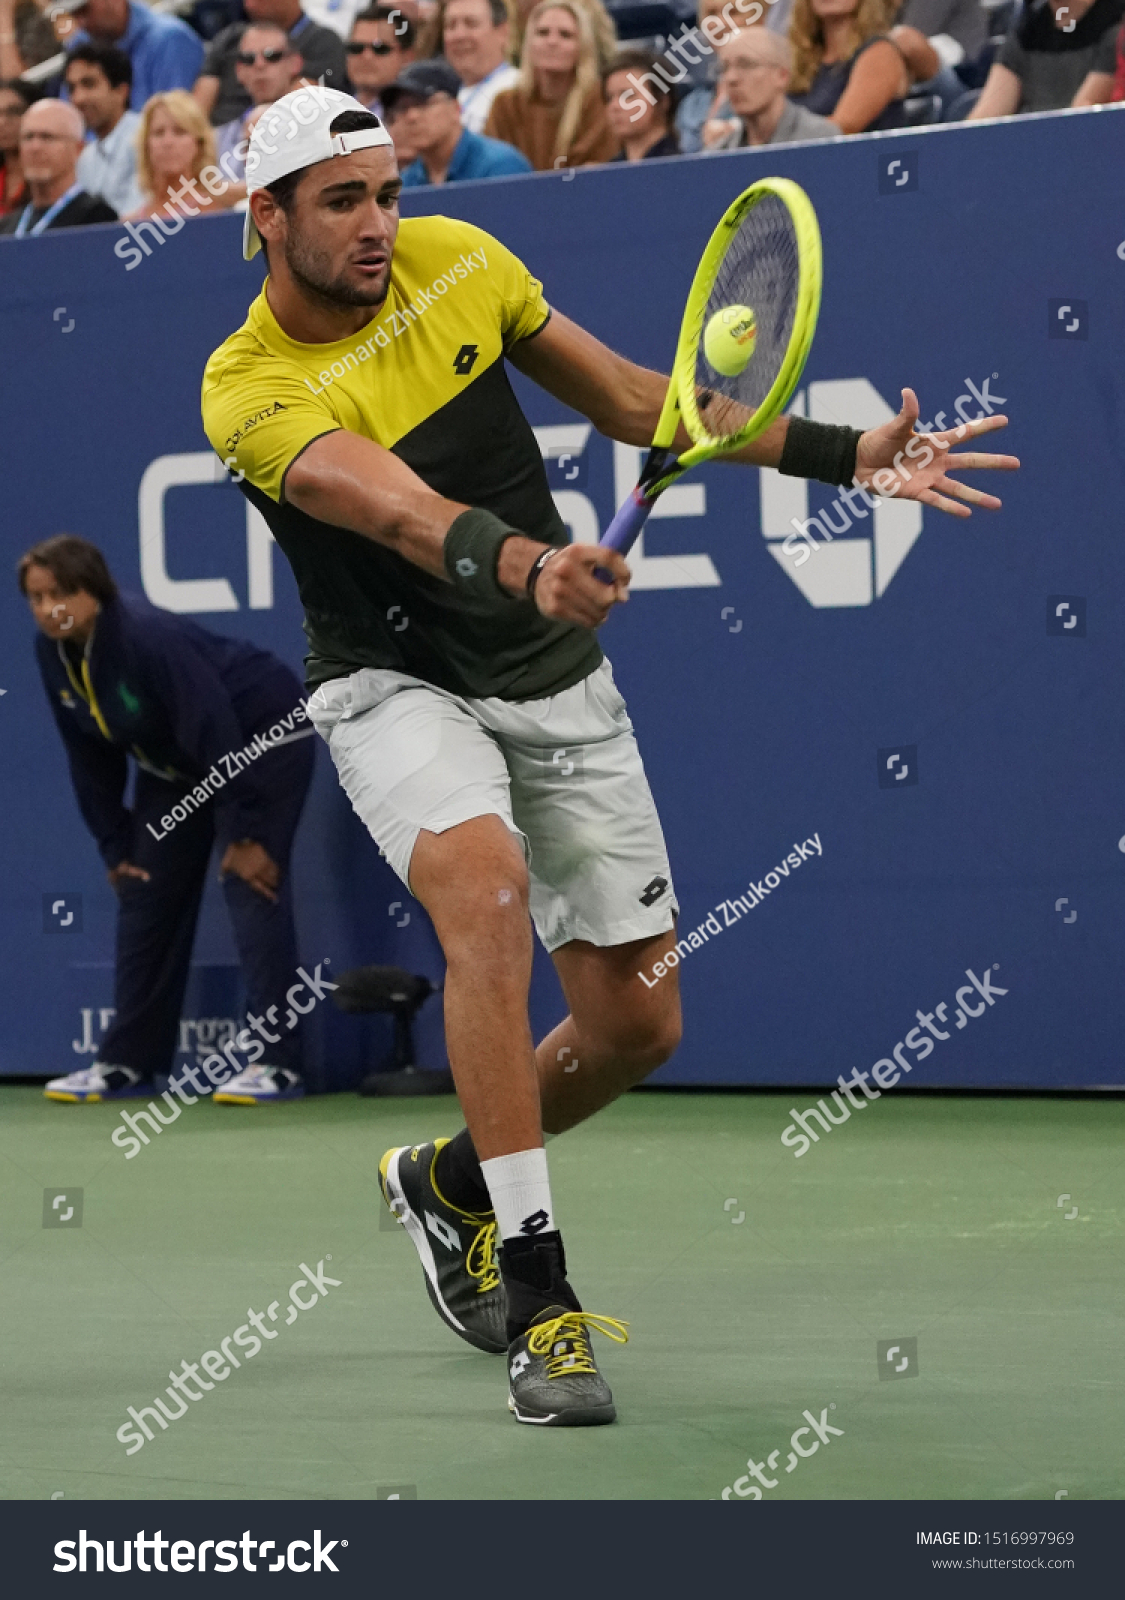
[0,78,43,113]
[240,19,295,48]
[265,108,387,214]
[603,48,675,117]
[17,536,118,605]
[353,5,417,47]
[64,42,133,92]
[447,0,509,27]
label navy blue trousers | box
[98,733,316,1079]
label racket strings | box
[694,192,801,441]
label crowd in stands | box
[1,0,1123,234]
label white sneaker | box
[213,1065,305,1104]
[44,1063,145,1102]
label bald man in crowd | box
[0,98,118,235]
[707,26,837,147]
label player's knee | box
[610,1008,682,1080]
[439,862,531,967]
[638,1010,682,1072]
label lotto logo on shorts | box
[639,876,669,907]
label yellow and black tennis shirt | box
[201,215,602,700]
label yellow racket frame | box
[648,177,822,492]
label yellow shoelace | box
[466,1219,500,1294]
[527,1312,630,1379]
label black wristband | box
[778,417,864,487]
[443,508,519,601]
[525,545,560,601]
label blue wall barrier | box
[3,106,1124,1089]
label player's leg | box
[308,672,538,1360]
[47,773,213,1102]
[214,734,316,1105]
[537,930,682,1134]
[424,658,674,1418]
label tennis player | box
[202,85,1018,1427]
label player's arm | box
[509,311,1018,514]
[283,430,629,626]
[509,310,792,467]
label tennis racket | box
[597,177,822,562]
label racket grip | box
[594,489,655,582]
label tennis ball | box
[703,305,757,378]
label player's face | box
[281,149,402,307]
[23,568,101,642]
[528,9,580,76]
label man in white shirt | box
[65,41,143,217]
[442,0,519,132]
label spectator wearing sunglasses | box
[192,0,349,126]
[214,21,304,180]
[346,4,416,116]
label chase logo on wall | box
[758,380,924,609]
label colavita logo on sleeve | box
[225,401,288,454]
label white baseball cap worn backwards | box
[242,86,394,261]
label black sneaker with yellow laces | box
[507,1305,628,1427]
[379,1139,507,1354]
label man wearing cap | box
[57,0,204,111]
[383,60,530,184]
[201,86,1015,1429]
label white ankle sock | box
[479,1147,555,1242]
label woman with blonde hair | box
[124,90,243,226]
[788,0,917,133]
[485,0,616,169]
[509,0,616,69]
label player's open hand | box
[855,387,1020,518]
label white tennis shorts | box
[307,658,677,953]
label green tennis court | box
[2,1087,1121,1501]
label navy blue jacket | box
[35,593,307,868]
